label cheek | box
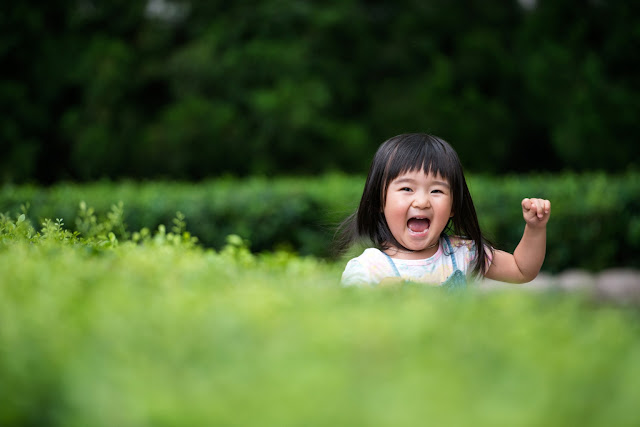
[384,203,406,227]
[382,202,393,219]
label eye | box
[431,189,444,194]
[400,187,413,192]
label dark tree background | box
[2,0,639,183]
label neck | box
[391,241,438,254]
[384,239,440,260]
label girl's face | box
[383,170,454,259]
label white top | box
[341,236,490,286]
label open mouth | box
[407,217,430,233]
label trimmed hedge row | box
[1,173,638,272]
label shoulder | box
[446,235,475,251]
[354,247,388,262]
[344,248,389,271]
[445,235,493,273]
[341,248,392,286]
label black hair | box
[336,133,492,278]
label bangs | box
[381,134,460,193]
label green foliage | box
[2,1,640,183]
[0,200,199,253]
[1,172,639,272]
[467,172,640,272]
[1,212,640,426]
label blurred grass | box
[1,224,640,426]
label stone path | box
[479,269,640,305]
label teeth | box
[407,218,430,233]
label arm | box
[485,198,551,283]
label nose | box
[411,191,431,209]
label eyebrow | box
[392,177,450,188]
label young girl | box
[339,133,550,287]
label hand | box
[522,198,551,228]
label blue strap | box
[442,270,467,292]
[443,235,458,271]
[382,252,401,277]
[442,235,467,292]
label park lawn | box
[1,229,640,427]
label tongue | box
[407,218,430,232]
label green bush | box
[1,211,640,426]
[3,1,640,182]
[1,172,638,272]
[468,172,640,272]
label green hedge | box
[1,172,638,272]
[3,219,640,425]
